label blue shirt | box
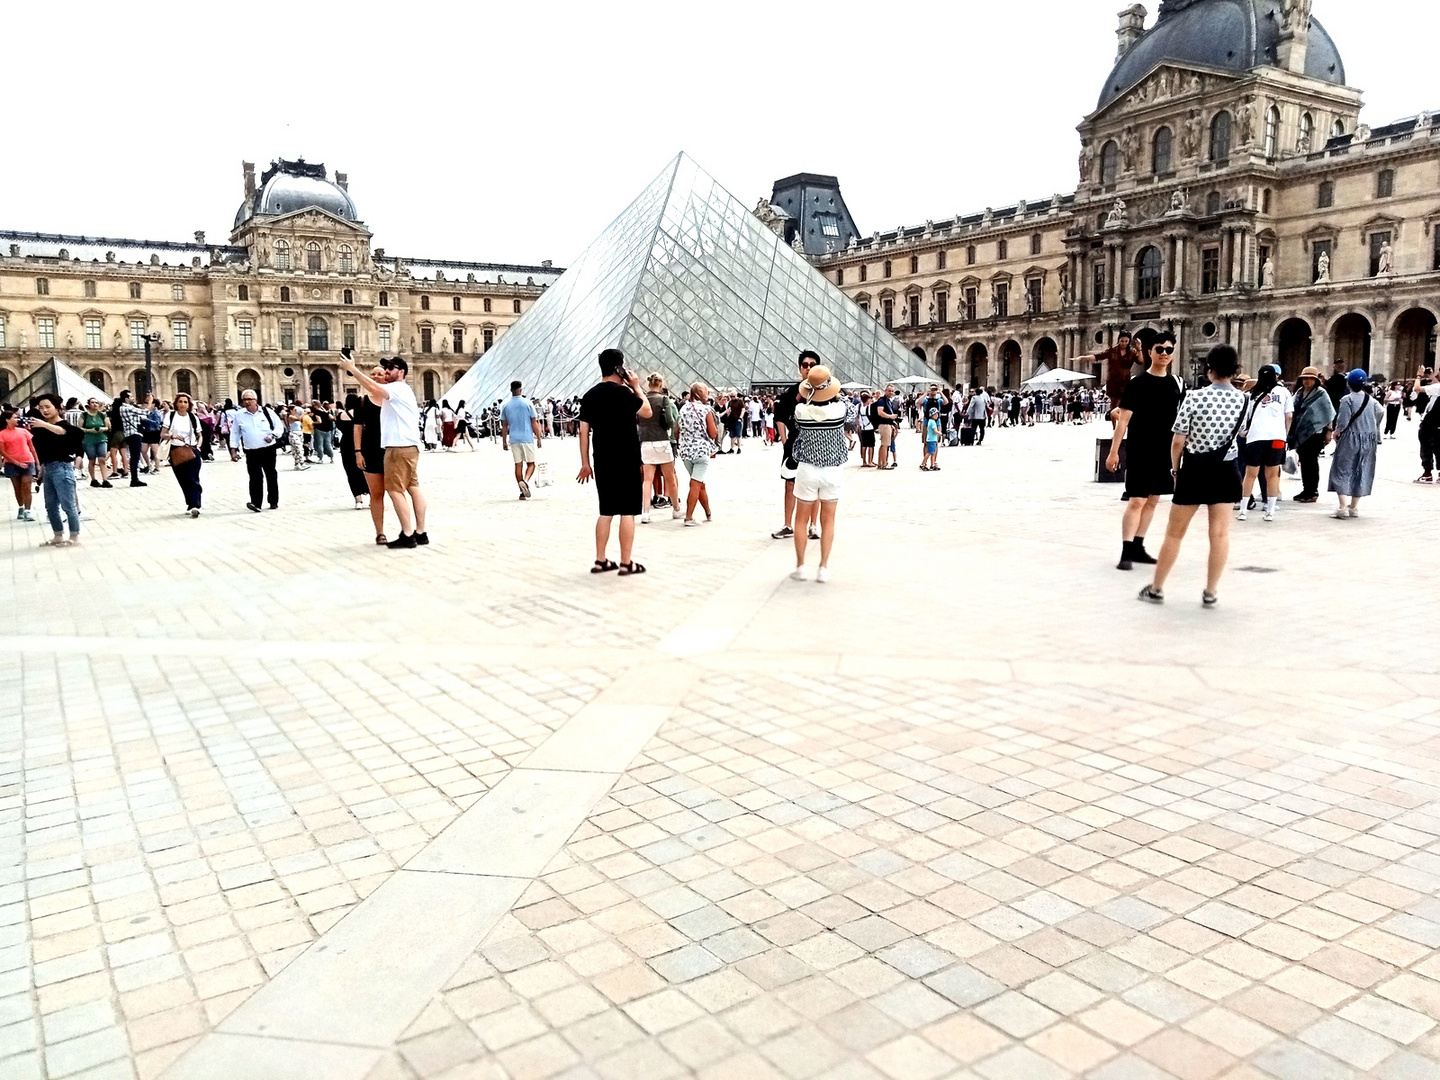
[501,396,537,443]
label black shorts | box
[1174,453,1242,506]
[1124,456,1175,499]
[1243,441,1285,468]
[142,431,162,445]
[859,430,876,448]
[595,462,643,517]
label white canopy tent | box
[1022,368,1095,390]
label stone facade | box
[0,159,560,404]
[811,3,1440,388]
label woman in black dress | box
[336,393,368,510]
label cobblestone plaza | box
[4,423,1439,1080]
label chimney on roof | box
[1116,4,1147,58]
[194,231,206,246]
[336,172,349,192]
[243,161,256,199]
[1276,0,1312,73]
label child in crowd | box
[922,408,941,471]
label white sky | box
[3,0,1433,267]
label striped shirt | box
[794,398,849,468]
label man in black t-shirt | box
[1106,330,1183,571]
[771,351,821,540]
[578,348,652,575]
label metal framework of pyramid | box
[445,153,928,407]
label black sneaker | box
[246,502,261,513]
[807,527,820,541]
[130,480,147,487]
[100,481,113,489]
[1137,585,1164,604]
[413,532,429,546]
[771,526,794,539]
[386,533,417,549]
[90,480,101,488]
[1130,545,1157,566]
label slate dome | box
[1099,0,1345,109]
[233,160,358,228]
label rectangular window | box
[279,320,294,350]
[420,327,433,353]
[171,320,188,350]
[172,284,185,302]
[908,298,919,327]
[997,240,1008,260]
[130,319,148,350]
[883,260,892,279]
[818,213,840,237]
[1434,229,1440,272]
[238,320,253,350]
[836,268,844,286]
[83,280,96,298]
[1031,234,1042,256]
[1093,262,1105,304]
[1318,181,1334,209]
[36,278,49,296]
[0,316,6,348]
[859,264,868,283]
[966,246,976,266]
[1370,231,1392,276]
[964,287,977,321]
[129,282,142,300]
[452,296,461,312]
[239,284,249,301]
[378,324,392,352]
[38,317,55,349]
[85,318,101,349]
[883,299,894,329]
[513,299,521,314]
[1313,239,1333,283]
[937,250,947,271]
[483,297,492,313]
[994,283,1009,318]
[453,327,464,353]
[1377,169,1395,198]
[936,291,948,324]
[483,327,494,351]
[1027,278,1043,314]
[858,301,869,315]
[343,322,356,350]
[1201,247,1221,294]
[909,255,919,275]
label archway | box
[1000,340,1022,389]
[422,371,437,402]
[236,368,261,398]
[937,344,957,387]
[130,369,149,397]
[0,368,14,398]
[911,346,927,364]
[310,367,334,402]
[967,342,988,389]
[1332,313,1371,371]
[87,369,107,393]
[1274,318,1312,382]
[1392,308,1438,381]
[173,369,196,398]
[1032,337,1058,374]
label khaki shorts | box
[511,442,536,464]
[383,446,419,494]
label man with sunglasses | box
[1106,329,1183,571]
[772,351,822,540]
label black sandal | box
[591,559,619,573]
[617,561,647,576]
[376,534,387,545]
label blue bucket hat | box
[1347,368,1368,388]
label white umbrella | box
[1023,369,1095,389]
[891,375,931,385]
[839,382,872,390]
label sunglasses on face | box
[1153,346,1174,355]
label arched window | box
[1136,247,1163,301]
[1210,111,1232,162]
[1299,112,1314,151]
[378,290,389,307]
[1206,191,1222,215]
[1152,127,1173,175]
[452,296,462,312]
[307,317,329,351]
[306,242,321,272]
[513,298,521,314]
[423,372,437,401]
[1263,105,1280,159]
[909,255,919,275]
[1100,140,1120,185]
[274,240,290,270]
[420,295,431,311]
[338,244,354,273]
[175,369,193,396]
[343,289,354,305]
[280,286,291,303]
[88,369,106,391]
[883,260,893,278]
[1332,117,1347,138]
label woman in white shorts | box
[789,364,848,583]
[638,373,681,523]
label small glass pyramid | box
[445,153,929,407]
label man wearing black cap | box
[340,350,428,549]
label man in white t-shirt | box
[339,349,428,549]
[1412,367,1440,482]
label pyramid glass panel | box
[445,153,929,408]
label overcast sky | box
[4,0,1433,267]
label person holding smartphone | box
[577,349,651,575]
[339,347,428,549]
[0,407,39,521]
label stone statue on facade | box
[1079,140,1095,182]
[1296,128,1311,153]
[1316,250,1331,283]
[18,330,26,351]
[923,220,934,237]
[1376,240,1394,276]
[791,233,805,253]
[928,302,936,324]
[1237,97,1256,146]
[112,330,122,352]
[1120,127,1139,173]
[1354,123,1371,143]
[1181,110,1203,160]
[66,331,74,349]
[981,207,994,227]
[846,235,858,250]
[1105,199,1128,227]
[1169,188,1191,213]
[1418,111,1431,133]
[199,333,207,352]
[1015,200,1027,218]
[753,198,785,234]
[1261,257,1276,288]
[1025,289,1037,315]
[1280,0,1312,31]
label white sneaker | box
[816,567,831,584]
[1263,508,1275,522]
[789,567,808,581]
[1331,507,1350,519]
[672,509,682,520]
[640,513,650,524]
[684,519,699,527]
[1236,508,1248,520]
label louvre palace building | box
[0,159,559,404]
[793,0,1439,389]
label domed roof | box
[1099,0,1345,109]
[233,159,358,228]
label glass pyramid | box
[444,153,929,408]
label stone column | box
[1117,243,1128,304]
[1176,235,1189,294]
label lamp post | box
[140,332,161,398]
